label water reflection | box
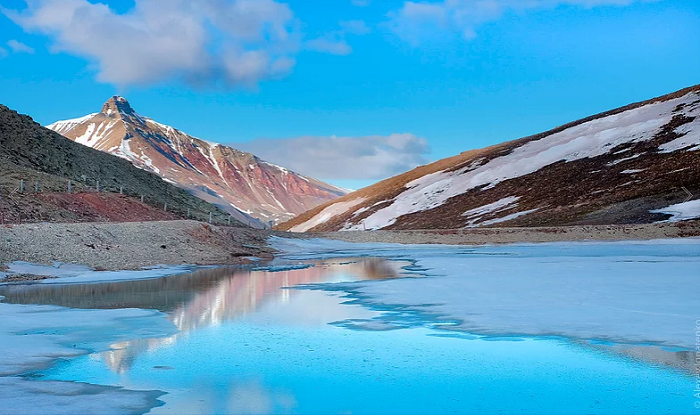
[0,258,405,373]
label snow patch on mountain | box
[650,199,700,222]
[291,198,366,232]
[47,113,98,134]
[352,91,698,230]
[47,97,347,224]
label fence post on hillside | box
[96,180,100,192]
[67,180,72,193]
[119,186,123,194]
[164,203,168,212]
[20,179,24,193]
[140,195,145,203]
[34,181,39,193]
[209,212,212,224]
[228,215,231,226]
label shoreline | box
[0,220,698,273]
[0,220,273,272]
[308,221,700,245]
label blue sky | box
[1,0,699,189]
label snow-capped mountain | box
[280,84,700,232]
[48,97,347,225]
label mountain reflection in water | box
[0,258,406,373]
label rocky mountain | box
[47,97,347,225]
[280,84,700,232]
[0,103,230,224]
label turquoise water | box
[2,258,696,414]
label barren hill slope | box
[280,84,700,232]
[0,103,232,224]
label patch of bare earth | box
[0,220,273,271]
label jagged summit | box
[101,96,136,117]
[47,102,347,224]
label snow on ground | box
[658,101,700,152]
[1,262,203,285]
[462,196,520,218]
[0,301,175,413]
[46,113,98,134]
[345,91,700,230]
[650,199,700,222]
[291,197,366,232]
[472,208,539,227]
[270,237,700,349]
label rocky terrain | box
[48,97,347,225]
[280,84,700,232]
[0,220,272,271]
[0,103,235,225]
[313,221,700,245]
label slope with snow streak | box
[280,84,700,231]
[48,97,347,224]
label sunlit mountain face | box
[47,96,347,226]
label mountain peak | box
[101,96,136,117]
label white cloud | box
[305,37,352,55]
[7,39,34,53]
[235,133,430,180]
[388,0,657,45]
[4,0,300,87]
[305,19,371,56]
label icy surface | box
[271,237,700,349]
[650,199,700,222]
[0,378,164,415]
[0,301,174,413]
[1,261,202,285]
[0,302,176,376]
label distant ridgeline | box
[0,103,240,225]
[280,84,700,231]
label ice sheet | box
[271,237,700,349]
[0,378,164,415]
[0,301,176,413]
[1,261,205,285]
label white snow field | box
[271,237,700,349]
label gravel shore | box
[310,222,700,245]
[1,220,697,273]
[0,220,273,271]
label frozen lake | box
[0,238,698,414]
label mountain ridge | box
[0,102,234,224]
[279,84,700,232]
[48,97,347,225]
